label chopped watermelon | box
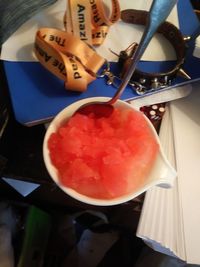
[48,107,159,199]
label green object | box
[17,206,51,267]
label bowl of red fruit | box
[43,97,176,206]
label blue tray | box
[3,0,200,125]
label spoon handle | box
[108,0,178,105]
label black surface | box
[0,61,51,184]
[0,117,50,184]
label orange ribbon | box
[34,28,106,92]
[34,0,120,92]
[65,0,120,45]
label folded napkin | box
[0,0,57,46]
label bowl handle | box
[156,164,177,188]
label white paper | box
[193,35,200,58]
[170,83,200,264]
[129,84,193,110]
[2,178,40,197]
[136,105,186,261]
[1,0,178,62]
[137,82,200,264]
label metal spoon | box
[75,0,178,118]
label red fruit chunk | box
[48,107,159,199]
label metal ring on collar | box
[119,9,191,94]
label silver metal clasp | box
[129,81,148,95]
[96,60,122,88]
[97,60,169,95]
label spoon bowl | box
[74,101,114,118]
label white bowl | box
[43,97,177,206]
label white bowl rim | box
[43,97,176,206]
